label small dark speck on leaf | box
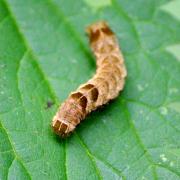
[45,101,54,109]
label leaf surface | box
[0,0,180,179]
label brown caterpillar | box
[52,21,127,137]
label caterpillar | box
[52,21,127,138]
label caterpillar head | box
[86,21,114,43]
[86,21,116,58]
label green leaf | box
[0,0,180,179]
